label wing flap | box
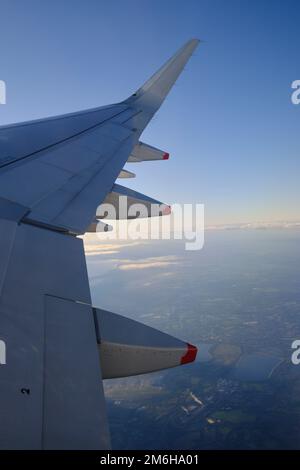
[43,296,110,449]
[0,222,110,449]
[118,169,135,178]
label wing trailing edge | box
[118,169,136,178]
[86,219,113,233]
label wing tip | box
[127,38,201,111]
[181,343,198,365]
[183,38,202,53]
[187,38,201,46]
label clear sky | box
[0,0,299,225]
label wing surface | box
[0,39,199,449]
[0,39,199,234]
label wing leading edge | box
[0,39,200,449]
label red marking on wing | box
[181,343,198,365]
[161,205,172,216]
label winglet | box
[127,39,200,112]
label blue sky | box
[0,0,299,225]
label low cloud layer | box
[83,240,146,256]
[117,256,180,271]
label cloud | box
[206,221,300,231]
[139,271,177,287]
[117,256,180,271]
[85,249,120,256]
[83,240,146,256]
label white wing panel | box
[0,111,136,233]
[0,104,126,166]
[0,160,71,207]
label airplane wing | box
[0,39,199,449]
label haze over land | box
[86,229,300,449]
